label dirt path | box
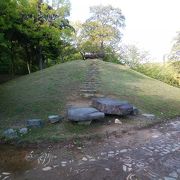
[0,120,179,180]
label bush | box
[134,63,180,87]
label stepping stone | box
[19,128,28,135]
[48,115,63,124]
[82,93,95,98]
[142,113,155,119]
[92,98,133,116]
[3,129,18,139]
[115,119,122,124]
[27,119,44,128]
[67,107,105,122]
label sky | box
[69,0,180,61]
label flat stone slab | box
[92,98,133,116]
[67,107,105,121]
[27,119,44,128]
[48,115,63,124]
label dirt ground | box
[0,119,179,180]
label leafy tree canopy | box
[75,5,125,54]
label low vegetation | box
[134,63,180,88]
[98,61,180,117]
[1,60,180,142]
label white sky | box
[69,0,180,61]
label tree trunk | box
[10,41,15,76]
[27,61,31,74]
[100,41,104,52]
[37,46,43,70]
[25,46,31,74]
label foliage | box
[120,44,151,67]
[74,5,125,61]
[168,31,180,61]
[134,63,180,87]
[0,0,75,75]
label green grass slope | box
[0,60,87,128]
[98,61,180,117]
[1,59,180,142]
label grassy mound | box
[0,60,87,128]
[1,59,180,142]
[98,61,180,117]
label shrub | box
[134,63,180,87]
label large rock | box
[67,107,105,122]
[27,119,44,128]
[92,98,133,116]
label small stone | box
[120,149,128,153]
[169,171,178,178]
[61,161,67,164]
[61,161,67,167]
[48,115,63,124]
[42,166,52,171]
[108,151,114,154]
[53,165,59,168]
[115,119,122,125]
[126,164,132,167]
[123,165,127,172]
[3,129,18,139]
[2,172,11,175]
[86,155,93,159]
[131,106,139,115]
[152,135,159,138]
[82,157,88,161]
[142,114,155,119]
[27,119,44,128]
[108,153,114,158]
[77,147,82,150]
[164,177,176,180]
[105,168,110,171]
[19,128,28,135]
[89,158,96,162]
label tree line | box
[0,0,77,75]
[0,1,127,75]
[1,1,179,76]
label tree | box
[120,44,151,67]
[76,5,125,55]
[0,0,74,74]
[168,31,180,61]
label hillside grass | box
[1,59,180,142]
[98,61,180,117]
[0,60,87,128]
[134,63,180,88]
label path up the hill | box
[80,60,101,98]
